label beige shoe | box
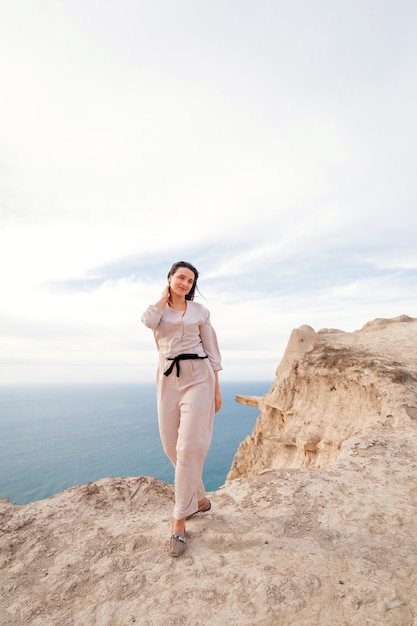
[185,498,211,520]
[169,532,186,557]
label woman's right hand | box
[153,284,170,308]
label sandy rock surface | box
[1,316,417,625]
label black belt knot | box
[164,353,208,377]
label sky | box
[1,0,416,386]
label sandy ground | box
[1,315,416,625]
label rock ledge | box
[1,315,416,625]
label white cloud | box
[1,1,417,384]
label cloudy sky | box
[1,0,416,386]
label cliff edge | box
[229,313,417,476]
[1,315,417,625]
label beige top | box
[141,302,222,372]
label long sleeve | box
[141,301,222,371]
[199,310,222,372]
[141,305,164,329]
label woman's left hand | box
[214,371,222,413]
[215,388,222,413]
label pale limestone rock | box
[1,315,416,626]
[229,314,417,477]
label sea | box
[0,381,270,505]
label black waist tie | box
[164,353,208,377]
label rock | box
[229,314,417,475]
[1,315,417,625]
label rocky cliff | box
[229,314,417,476]
[1,315,416,625]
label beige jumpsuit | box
[141,301,222,519]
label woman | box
[141,261,222,557]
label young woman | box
[141,261,222,556]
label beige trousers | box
[157,357,215,520]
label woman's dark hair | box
[167,261,199,301]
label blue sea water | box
[0,381,269,505]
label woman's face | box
[169,267,195,298]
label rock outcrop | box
[229,314,417,477]
[1,315,417,625]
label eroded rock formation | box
[229,314,417,477]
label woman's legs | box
[157,361,215,521]
[173,390,213,518]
